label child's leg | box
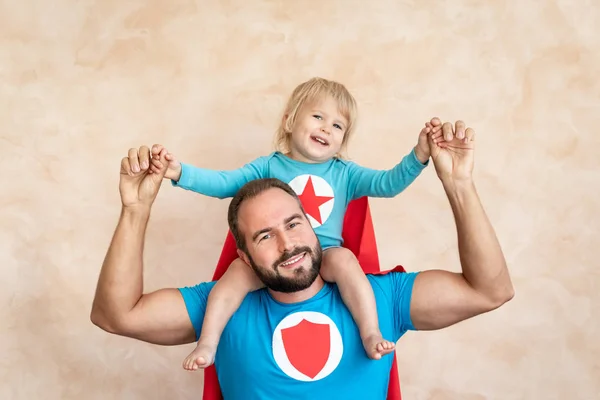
[320,247,395,360]
[183,257,264,371]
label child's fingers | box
[151,144,164,156]
[150,158,164,173]
[430,130,444,142]
[430,117,442,127]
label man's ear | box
[237,249,250,266]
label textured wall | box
[1,1,598,399]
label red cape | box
[203,197,404,399]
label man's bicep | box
[123,283,213,345]
[409,270,496,331]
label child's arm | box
[347,122,437,200]
[150,144,267,199]
[174,161,266,199]
[347,148,428,200]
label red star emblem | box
[297,176,333,224]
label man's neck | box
[268,275,326,304]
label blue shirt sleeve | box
[346,148,428,200]
[369,271,419,340]
[389,271,419,335]
[178,281,217,341]
[171,156,269,199]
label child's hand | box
[150,144,182,181]
[415,125,430,164]
[427,117,445,142]
[415,117,445,164]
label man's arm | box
[91,145,202,345]
[409,179,514,330]
[91,206,197,345]
[408,119,514,330]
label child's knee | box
[226,257,263,291]
[323,247,358,266]
[229,257,248,272]
[321,247,359,279]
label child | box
[150,77,435,371]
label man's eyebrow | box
[284,214,303,224]
[252,227,272,243]
[251,214,303,242]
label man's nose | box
[277,232,294,253]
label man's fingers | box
[442,122,454,142]
[455,120,466,140]
[121,157,132,176]
[138,145,150,170]
[465,127,475,143]
[128,148,141,173]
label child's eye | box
[312,115,322,120]
[334,123,342,130]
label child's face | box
[287,95,348,163]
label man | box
[91,119,514,399]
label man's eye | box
[260,234,271,241]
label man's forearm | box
[443,179,514,304]
[91,206,151,330]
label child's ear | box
[282,114,289,128]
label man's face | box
[237,188,322,293]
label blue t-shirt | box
[179,271,419,400]
[174,150,427,248]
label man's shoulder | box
[366,269,419,296]
[178,280,217,305]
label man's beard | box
[247,244,322,293]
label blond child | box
[150,77,434,370]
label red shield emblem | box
[281,319,331,379]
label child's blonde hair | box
[274,77,358,158]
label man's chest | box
[213,296,394,399]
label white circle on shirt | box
[287,174,335,228]
[272,311,343,381]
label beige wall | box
[1,1,598,399]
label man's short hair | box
[227,178,304,252]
